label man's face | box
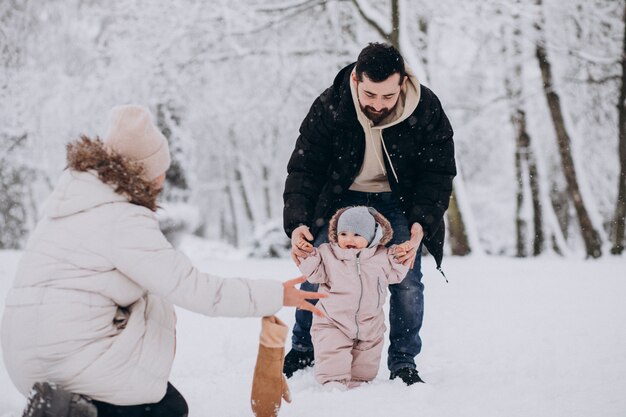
[354,72,405,124]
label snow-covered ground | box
[1,240,625,417]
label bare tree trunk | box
[390,0,399,49]
[504,7,544,257]
[234,163,254,226]
[513,124,528,257]
[611,1,626,255]
[263,164,272,219]
[511,115,545,257]
[221,129,255,247]
[224,183,239,247]
[501,5,526,257]
[528,152,543,256]
[535,0,602,258]
[446,189,471,255]
[542,183,570,256]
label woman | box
[0,105,323,417]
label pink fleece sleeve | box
[297,248,328,284]
[386,246,410,284]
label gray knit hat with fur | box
[337,206,378,244]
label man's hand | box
[395,223,424,268]
[290,225,314,266]
[282,276,327,317]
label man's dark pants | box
[291,190,424,372]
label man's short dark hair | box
[355,42,406,84]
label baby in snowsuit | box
[297,206,410,388]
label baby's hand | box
[395,243,411,255]
[392,243,411,262]
[297,237,314,251]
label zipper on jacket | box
[377,278,382,309]
[354,252,363,341]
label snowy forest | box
[1,0,625,260]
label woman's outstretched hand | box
[282,276,327,317]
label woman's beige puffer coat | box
[1,140,282,405]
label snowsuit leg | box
[351,336,384,382]
[311,321,353,384]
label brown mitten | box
[251,316,292,417]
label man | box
[283,42,456,385]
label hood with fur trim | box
[65,136,161,211]
[328,206,393,247]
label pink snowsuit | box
[298,209,409,385]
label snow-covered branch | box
[350,0,392,40]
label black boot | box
[390,368,425,385]
[282,349,314,378]
[22,382,97,417]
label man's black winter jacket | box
[283,63,456,267]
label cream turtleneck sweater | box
[349,67,421,192]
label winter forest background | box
[1,0,625,261]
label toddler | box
[297,206,410,388]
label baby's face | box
[338,231,369,249]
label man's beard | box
[361,105,392,125]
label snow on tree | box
[0,0,623,260]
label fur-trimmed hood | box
[65,136,161,211]
[327,206,393,247]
